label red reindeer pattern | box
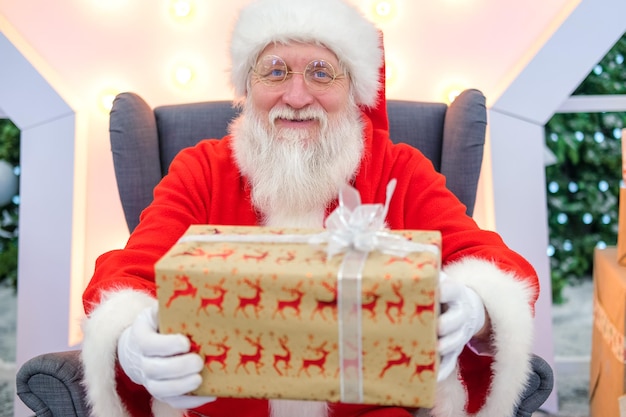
[242,249,269,263]
[235,278,263,318]
[204,336,231,372]
[197,278,228,315]
[361,283,381,321]
[304,251,327,264]
[410,288,436,324]
[411,349,437,382]
[187,334,202,355]
[205,248,235,261]
[172,247,206,257]
[384,256,414,266]
[276,251,296,264]
[385,281,405,324]
[379,344,412,378]
[298,341,331,377]
[235,335,264,375]
[272,336,292,376]
[311,282,337,321]
[165,275,197,308]
[273,281,305,319]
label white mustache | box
[269,106,328,128]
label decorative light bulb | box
[598,180,609,192]
[371,0,397,23]
[594,131,605,143]
[170,0,194,20]
[548,181,559,193]
[98,88,119,113]
[172,64,195,87]
[376,1,392,16]
[447,89,461,104]
[563,240,573,251]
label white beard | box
[269,399,329,417]
[230,97,364,228]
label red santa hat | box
[229,0,384,108]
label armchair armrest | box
[16,350,89,417]
[516,353,555,417]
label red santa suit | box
[81,100,539,417]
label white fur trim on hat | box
[230,0,383,107]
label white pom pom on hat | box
[229,0,383,107]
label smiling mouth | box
[275,117,318,127]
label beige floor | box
[535,280,592,417]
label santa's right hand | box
[117,305,216,409]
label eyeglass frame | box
[251,54,347,91]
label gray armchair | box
[16,90,553,416]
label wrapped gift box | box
[155,225,441,408]
[590,247,626,417]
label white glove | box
[117,305,216,409]
[437,272,486,381]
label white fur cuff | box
[81,288,156,417]
[435,258,536,417]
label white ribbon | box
[311,179,438,259]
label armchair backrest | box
[109,90,486,233]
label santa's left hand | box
[437,272,486,381]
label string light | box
[594,131,605,143]
[548,181,559,193]
[370,0,398,23]
[98,88,119,113]
[439,79,468,104]
[172,64,195,88]
[447,89,461,104]
[170,0,195,20]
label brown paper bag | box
[618,187,626,266]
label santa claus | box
[80,0,539,416]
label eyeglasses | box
[252,55,346,91]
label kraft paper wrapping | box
[617,129,626,266]
[155,224,441,408]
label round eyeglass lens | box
[305,60,337,86]
[255,55,288,84]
